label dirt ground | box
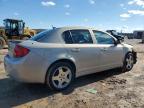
[0,39,144,108]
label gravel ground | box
[0,39,144,108]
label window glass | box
[30,30,53,42]
[70,30,93,44]
[62,31,73,44]
[93,31,114,44]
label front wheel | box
[46,62,75,91]
[122,52,134,72]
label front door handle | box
[71,48,80,52]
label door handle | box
[71,48,80,52]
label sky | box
[0,0,144,33]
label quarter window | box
[93,31,114,44]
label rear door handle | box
[71,48,80,52]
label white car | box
[4,26,137,90]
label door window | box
[63,30,93,44]
[70,30,93,44]
[93,31,114,44]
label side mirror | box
[117,36,124,42]
[114,38,120,45]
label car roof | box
[55,26,97,31]
[106,30,116,32]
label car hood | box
[122,43,133,49]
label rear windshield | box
[30,30,53,42]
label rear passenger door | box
[62,29,101,74]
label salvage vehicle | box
[4,26,137,90]
[106,30,124,42]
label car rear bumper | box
[4,54,46,83]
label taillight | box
[14,45,30,58]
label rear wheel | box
[122,52,134,72]
[0,36,6,49]
[46,62,75,91]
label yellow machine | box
[0,19,36,49]
[24,27,36,37]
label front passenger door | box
[93,30,123,69]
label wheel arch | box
[122,51,135,72]
[45,58,76,83]
[123,50,137,64]
[123,51,132,63]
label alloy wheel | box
[52,66,72,89]
[126,54,134,70]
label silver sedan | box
[4,26,137,90]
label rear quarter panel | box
[23,42,76,83]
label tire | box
[0,36,6,49]
[46,62,75,91]
[122,52,134,72]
